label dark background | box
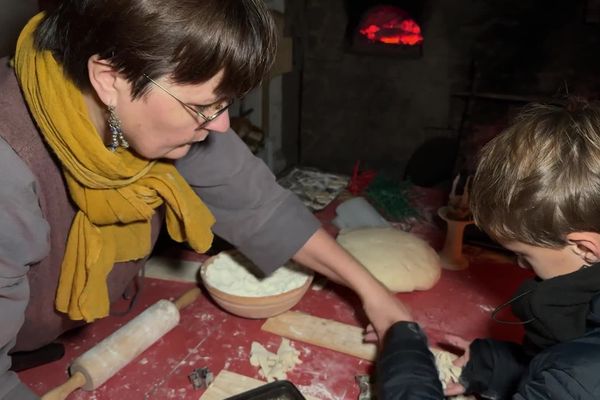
[4,0,600,186]
[286,0,600,185]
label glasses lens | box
[196,100,233,127]
[207,99,232,116]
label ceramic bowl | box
[199,255,313,319]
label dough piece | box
[431,348,474,400]
[336,227,441,292]
[249,338,301,382]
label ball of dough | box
[336,227,441,293]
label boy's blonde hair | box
[471,99,600,247]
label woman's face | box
[114,70,230,160]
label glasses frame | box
[143,74,232,127]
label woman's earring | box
[107,105,129,151]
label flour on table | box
[337,227,441,293]
[204,251,311,296]
[249,338,301,382]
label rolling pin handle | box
[173,286,201,310]
[41,371,86,400]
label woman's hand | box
[441,334,472,397]
[293,228,413,342]
[362,292,413,342]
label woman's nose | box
[202,110,231,133]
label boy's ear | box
[566,232,600,264]
[87,54,121,106]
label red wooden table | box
[19,191,531,399]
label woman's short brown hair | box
[470,99,600,247]
[35,0,276,99]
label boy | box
[377,100,600,399]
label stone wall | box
[297,0,600,180]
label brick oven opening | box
[346,1,425,57]
[358,5,423,46]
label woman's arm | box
[293,228,413,338]
[177,130,320,274]
[178,130,412,338]
[0,138,50,400]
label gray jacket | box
[0,60,319,398]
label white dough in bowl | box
[336,227,441,293]
[203,251,312,297]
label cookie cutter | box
[188,367,214,389]
[355,374,373,400]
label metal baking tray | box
[224,380,306,400]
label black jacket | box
[377,322,444,400]
[377,294,600,400]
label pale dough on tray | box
[249,338,301,382]
[432,348,474,400]
[337,227,441,292]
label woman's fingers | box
[363,324,378,343]
[453,353,470,368]
[440,334,471,367]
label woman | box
[0,1,412,398]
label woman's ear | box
[87,54,120,106]
[566,232,600,264]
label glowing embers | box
[358,5,423,46]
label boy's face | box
[500,240,586,279]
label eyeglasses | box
[143,74,233,127]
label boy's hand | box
[442,334,472,397]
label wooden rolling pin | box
[42,287,201,400]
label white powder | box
[204,251,312,296]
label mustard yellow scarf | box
[14,13,215,322]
